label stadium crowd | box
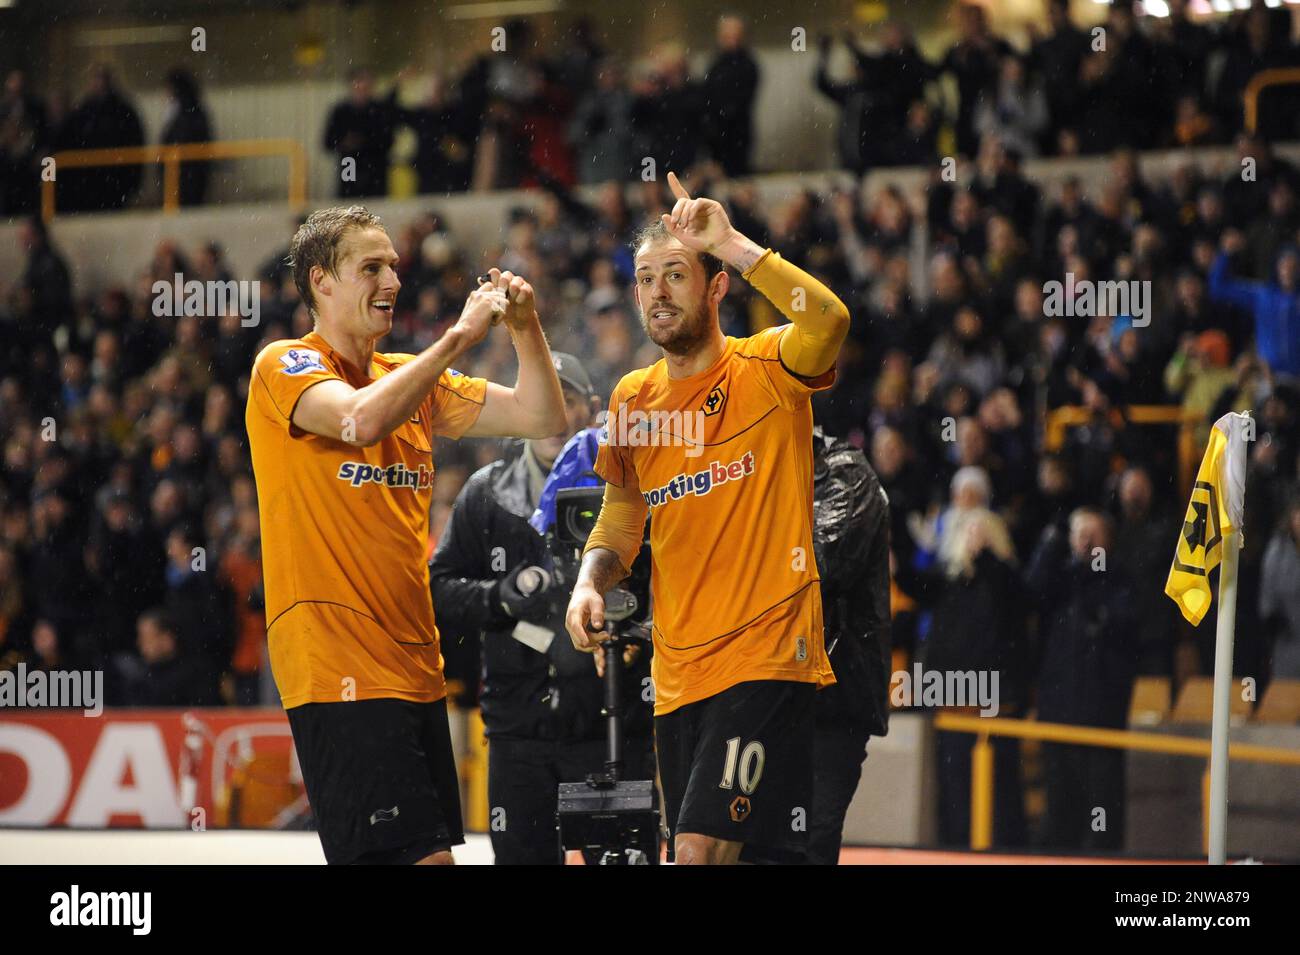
[5,131,1300,692]
[3,2,1300,852]
[4,1,1300,214]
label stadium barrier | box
[0,708,295,829]
[40,138,308,222]
[1044,405,1201,499]
[462,707,490,833]
[1,704,490,834]
[1244,67,1300,136]
[6,705,1297,857]
[933,711,1300,854]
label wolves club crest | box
[1172,479,1222,577]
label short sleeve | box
[251,341,344,433]
[594,381,638,490]
[430,368,487,438]
[738,325,836,410]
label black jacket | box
[919,550,1027,711]
[322,91,401,196]
[1026,527,1138,728]
[57,90,144,211]
[429,447,651,742]
[812,429,892,737]
[702,48,759,175]
[113,651,216,707]
[160,101,213,206]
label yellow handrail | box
[41,138,308,222]
[462,707,490,833]
[933,711,1300,852]
[1243,67,1300,136]
[1044,404,1201,500]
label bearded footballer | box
[564,173,850,865]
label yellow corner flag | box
[1165,412,1250,626]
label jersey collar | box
[663,337,735,388]
[301,329,375,383]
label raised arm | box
[464,268,567,439]
[745,248,851,378]
[660,170,850,377]
[1207,234,1262,313]
[814,35,850,104]
[291,284,506,446]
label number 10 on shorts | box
[719,737,766,794]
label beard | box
[639,295,712,356]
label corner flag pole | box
[1207,525,1239,866]
[1165,410,1249,864]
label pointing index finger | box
[667,171,690,201]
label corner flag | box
[1164,411,1250,626]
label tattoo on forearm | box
[717,230,765,274]
[728,242,762,274]
[580,547,628,593]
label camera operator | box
[808,426,892,864]
[429,353,653,864]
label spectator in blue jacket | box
[1209,230,1300,379]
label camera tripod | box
[556,590,660,865]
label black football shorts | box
[655,679,815,864]
[287,697,465,865]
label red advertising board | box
[0,709,298,829]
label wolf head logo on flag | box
[1165,412,1250,626]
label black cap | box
[551,352,594,397]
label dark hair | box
[287,206,384,316]
[504,17,533,45]
[631,220,724,278]
[138,607,178,638]
[168,522,199,549]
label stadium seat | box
[1253,679,1300,725]
[1170,677,1253,725]
[1128,676,1172,726]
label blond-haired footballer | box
[247,206,564,865]
[565,174,850,864]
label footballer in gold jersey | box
[566,174,850,864]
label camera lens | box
[565,505,597,543]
